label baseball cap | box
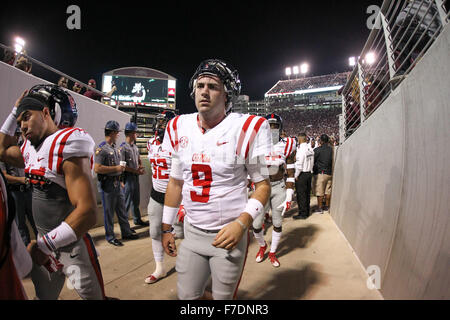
[105,120,120,131]
[88,79,96,86]
[125,122,138,132]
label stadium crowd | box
[277,108,340,144]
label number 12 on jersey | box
[191,164,212,203]
[150,159,169,179]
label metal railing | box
[0,43,120,108]
[341,0,448,140]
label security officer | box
[0,127,37,245]
[94,120,139,246]
[120,122,148,227]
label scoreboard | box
[102,75,176,108]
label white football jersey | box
[20,127,95,189]
[147,135,172,193]
[162,113,271,230]
[265,137,297,169]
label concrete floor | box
[21,198,383,300]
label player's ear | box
[42,107,51,118]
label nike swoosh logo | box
[216,141,228,146]
[51,232,57,240]
[37,157,44,162]
[70,254,79,259]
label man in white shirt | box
[293,133,314,220]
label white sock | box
[153,261,165,277]
[151,239,165,276]
[253,230,266,247]
[270,230,282,253]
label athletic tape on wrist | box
[0,112,18,136]
[37,222,77,255]
[162,206,179,225]
[244,198,264,220]
[286,178,295,183]
[286,164,295,169]
[235,219,246,230]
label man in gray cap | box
[120,122,148,227]
[94,120,139,246]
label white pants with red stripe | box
[176,220,249,300]
[30,234,105,300]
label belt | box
[270,179,284,187]
[150,188,165,205]
[319,171,331,175]
[124,172,138,177]
[190,223,221,234]
[9,184,30,192]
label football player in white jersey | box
[161,59,272,300]
[253,113,296,268]
[0,85,105,300]
[145,110,176,284]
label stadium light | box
[13,36,26,67]
[285,67,292,76]
[349,57,356,67]
[292,66,299,75]
[365,52,376,65]
[14,37,25,53]
[300,63,309,75]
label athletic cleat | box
[144,272,167,284]
[268,252,280,268]
[255,243,267,263]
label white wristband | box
[37,222,77,255]
[286,164,295,169]
[0,112,18,136]
[244,198,264,220]
[286,178,295,184]
[162,205,179,225]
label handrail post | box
[434,0,448,27]
[341,94,346,142]
[357,62,366,123]
[380,12,397,80]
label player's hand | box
[162,232,177,257]
[277,200,291,217]
[13,90,29,113]
[137,166,145,175]
[278,188,294,216]
[116,165,125,173]
[120,182,125,189]
[212,221,245,251]
[177,205,185,223]
[27,240,50,266]
[43,255,64,273]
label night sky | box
[1,0,382,114]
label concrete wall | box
[0,61,131,210]
[331,24,450,299]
